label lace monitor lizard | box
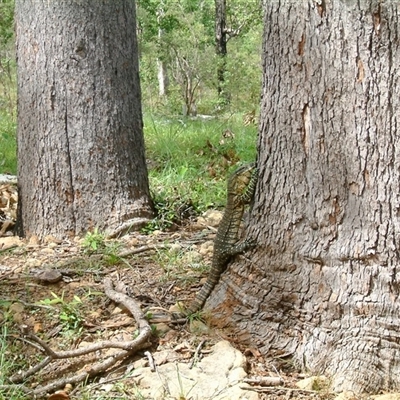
[184,162,258,315]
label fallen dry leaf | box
[48,391,70,400]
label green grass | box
[143,113,257,228]
[0,111,16,175]
[0,111,257,229]
[0,41,17,175]
[0,326,29,400]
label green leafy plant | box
[102,241,122,266]
[82,227,106,252]
[0,117,17,174]
[81,229,123,267]
[186,309,206,324]
[38,292,83,333]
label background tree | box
[207,0,400,393]
[214,0,261,107]
[137,0,262,115]
[214,0,227,102]
[15,0,153,239]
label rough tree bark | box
[15,0,153,239]
[208,0,400,393]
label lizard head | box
[228,162,258,204]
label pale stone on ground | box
[0,236,23,248]
[197,210,223,227]
[295,375,329,390]
[130,340,259,400]
[372,394,400,400]
[334,391,359,400]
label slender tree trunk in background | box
[156,4,169,97]
[15,0,153,239]
[215,0,228,104]
[208,0,400,393]
[157,57,169,97]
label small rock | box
[40,247,55,255]
[112,306,123,315]
[372,394,400,400]
[133,340,258,400]
[296,375,329,391]
[9,302,24,313]
[153,323,171,336]
[44,235,62,244]
[199,240,214,256]
[189,220,207,231]
[153,349,182,365]
[111,306,130,315]
[127,237,139,246]
[25,258,42,268]
[0,236,23,248]
[34,269,63,284]
[202,210,223,227]
[334,391,359,400]
[169,303,185,316]
[10,302,25,324]
[132,358,148,369]
[100,383,115,393]
[28,235,40,246]
[189,319,211,335]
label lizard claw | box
[244,238,257,250]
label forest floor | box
[0,223,339,400]
[0,182,377,400]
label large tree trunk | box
[15,0,153,239]
[207,0,400,393]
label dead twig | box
[189,339,206,369]
[106,218,152,238]
[240,385,318,394]
[144,350,156,372]
[243,376,283,386]
[117,244,169,258]
[8,277,152,397]
[0,263,20,280]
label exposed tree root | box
[4,278,152,398]
[106,218,152,239]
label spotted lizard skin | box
[185,162,258,314]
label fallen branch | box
[240,385,318,394]
[7,277,152,398]
[117,244,169,258]
[144,350,156,372]
[243,376,283,386]
[106,218,152,239]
